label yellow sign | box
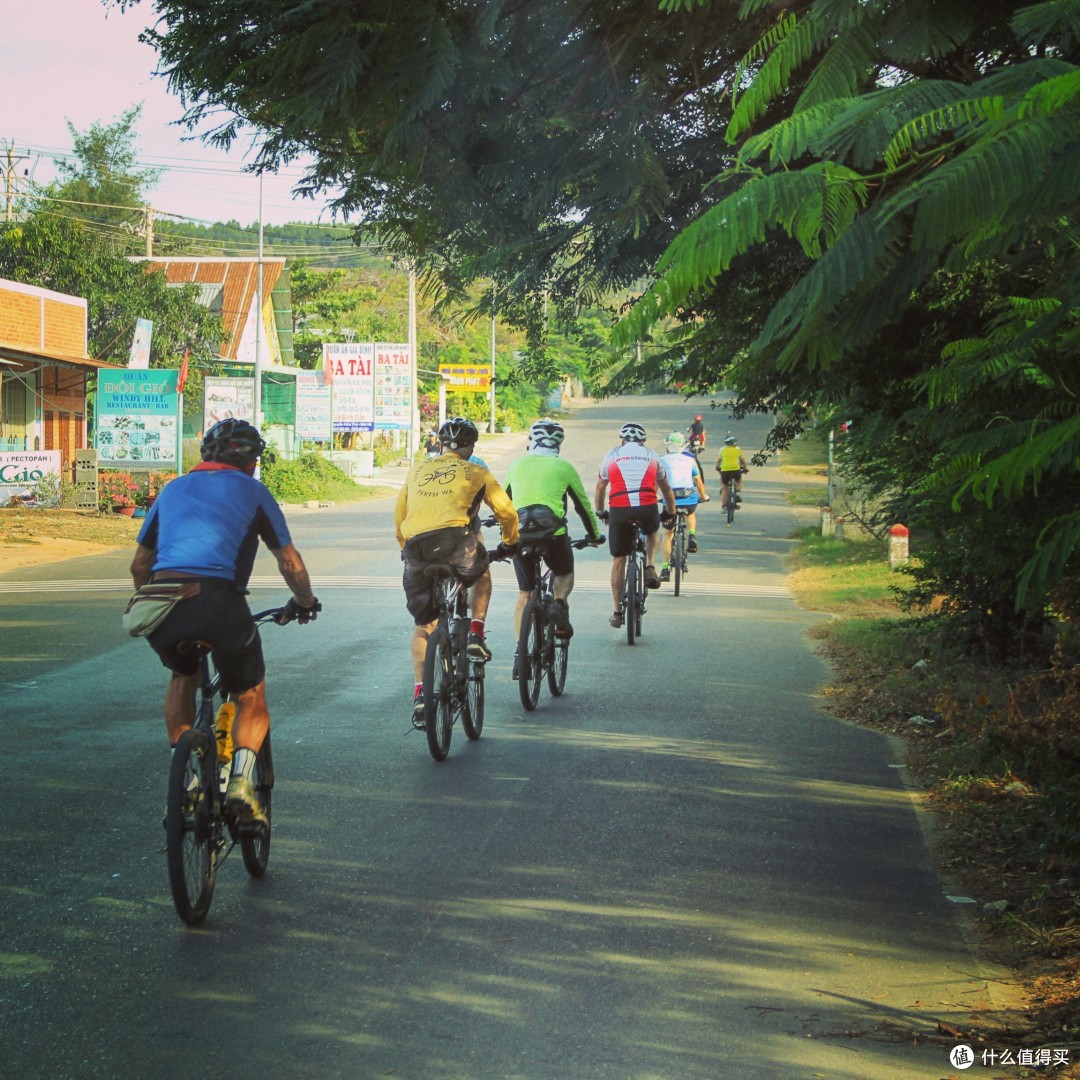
[439,363,491,393]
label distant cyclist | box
[129,418,320,827]
[595,422,676,628]
[687,415,706,456]
[503,419,604,671]
[659,431,708,582]
[395,417,519,725]
[716,433,749,513]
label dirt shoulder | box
[0,509,139,573]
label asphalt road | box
[0,396,1016,1079]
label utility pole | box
[144,205,155,257]
[3,143,29,222]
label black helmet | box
[438,416,479,450]
[200,418,266,467]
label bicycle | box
[722,469,747,526]
[670,509,691,596]
[503,534,603,711]
[621,518,649,645]
[419,565,485,761]
[165,605,297,926]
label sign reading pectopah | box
[96,370,180,470]
[0,451,62,505]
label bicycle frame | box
[671,509,690,596]
[421,567,484,759]
[621,520,648,645]
[165,607,282,925]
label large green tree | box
[125,0,757,345]
[50,104,160,244]
[0,210,225,411]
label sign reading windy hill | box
[96,370,180,470]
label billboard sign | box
[96,370,180,469]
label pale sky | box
[0,1,342,227]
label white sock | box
[231,747,257,782]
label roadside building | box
[0,277,120,478]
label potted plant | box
[99,471,140,515]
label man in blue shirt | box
[130,419,320,826]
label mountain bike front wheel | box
[672,529,685,597]
[423,628,454,760]
[548,636,569,697]
[166,728,217,925]
[463,663,485,739]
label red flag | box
[176,349,190,393]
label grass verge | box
[788,525,1080,1054]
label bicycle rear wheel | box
[726,482,737,525]
[548,635,569,697]
[672,529,684,597]
[518,599,544,710]
[625,557,638,646]
[423,628,454,761]
[240,734,273,878]
[463,662,485,739]
[634,554,646,638]
[166,728,217,925]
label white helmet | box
[619,422,647,443]
[724,434,737,446]
[530,418,565,451]
[665,431,685,451]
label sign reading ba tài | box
[96,369,180,469]
[324,343,375,432]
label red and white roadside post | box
[889,523,910,569]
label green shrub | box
[260,453,359,503]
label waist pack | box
[672,487,695,499]
[517,504,566,542]
[121,581,202,638]
[406,525,470,563]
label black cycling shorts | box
[402,527,489,625]
[512,533,575,591]
[148,577,265,693]
[607,504,661,558]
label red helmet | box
[694,415,702,421]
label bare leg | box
[646,528,663,569]
[552,571,574,602]
[231,681,270,756]
[610,556,627,611]
[514,590,530,635]
[165,670,199,745]
[468,570,492,622]
[412,619,437,682]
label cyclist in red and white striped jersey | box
[594,422,676,629]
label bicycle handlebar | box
[251,599,323,626]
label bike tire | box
[166,728,217,925]
[548,636,569,697]
[727,482,737,525]
[518,599,544,711]
[635,558,645,638]
[673,530,684,597]
[423,628,454,761]
[625,557,638,646]
[240,733,273,878]
[463,663,485,739]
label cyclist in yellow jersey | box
[715,434,748,512]
[395,417,519,725]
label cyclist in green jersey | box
[503,419,604,654]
